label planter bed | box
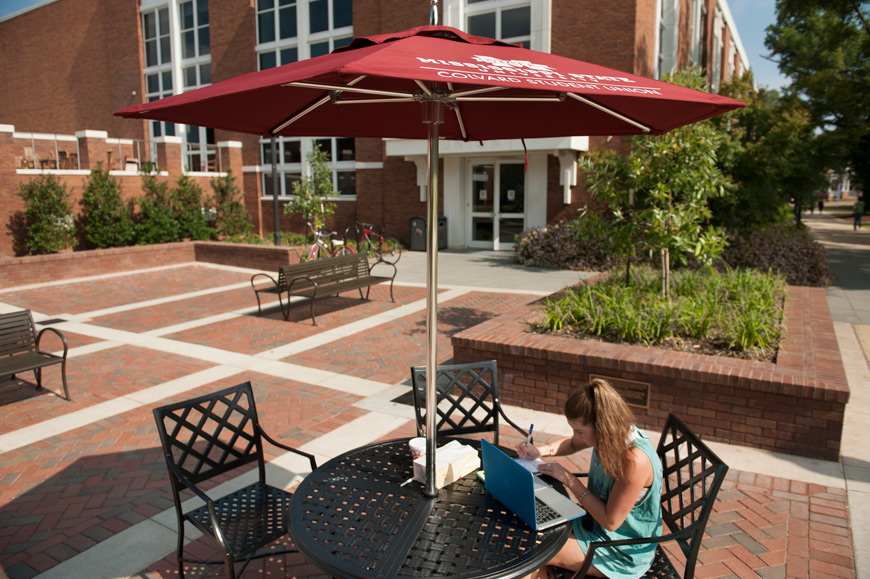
[452,285,848,461]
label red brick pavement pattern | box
[94,286,261,332]
[0,372,363,579]
[0,346,214,432]
[288,292,541,384]
[0,266,252,315]
[163,285,428,355]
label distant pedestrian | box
[818,199,824,213]
[854,196,865,231]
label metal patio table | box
[288,438,571,579]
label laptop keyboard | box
[535,497,560,524]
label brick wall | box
[0,241,304,289]
[452,286,849,462]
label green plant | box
[171,174,212,240]
[211,171,252,239]
[81,162,135,248]
[514,213,619,271]
[16,174,77,254]
[282,142,338,232]
[538,266,787,359]
[135,162,179,244]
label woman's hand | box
[536,461,572,487]
[516,440,542,459]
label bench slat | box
[0,310,71,400]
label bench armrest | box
[368,259,397,279]
[251,272,279,290]
[257,424,319,471]
[287,276,319,292]
[36,326,68,359]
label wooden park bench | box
[0,310,71,400]
[251,253,396,325]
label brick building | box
[0,0,748,257]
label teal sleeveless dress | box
[573,427,663,579]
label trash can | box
[410,216,447,251]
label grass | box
[539,266,788,361]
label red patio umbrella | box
[117,25,744,497]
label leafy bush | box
[211,171,252,239]
[135,164,179,244]
[81,162,135,248]
[171,174,212,240]
[722,223,832,287]
[539,266,787,359]
[514,214,618,271]
[16,174,77,254]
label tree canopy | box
[766,0,870,189]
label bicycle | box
[347,221,402,264]
[306,222,356,261]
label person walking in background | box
[818,199,825,213]
[854,196,865,231]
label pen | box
[400,477,414,487]
[527,424,534,447]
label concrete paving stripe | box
[0,263,195,294]
[0,366,244,454]
[394,280,557,296]
[257,288,471,359]
[33,411,410,579]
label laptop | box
[481,439,586,531]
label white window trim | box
[656,0,679,79]
[442,0,551,53]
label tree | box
[211,171,253,239]
[135,162,179,244]
[766,0,870,190]
[81,162,135,248]
[581,70,730,297]
[16,174,77,255]
[170,174,213,240]
[711,73,829,230]
[282,143,338,233]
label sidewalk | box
[0,229,864,578]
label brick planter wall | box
[452,286,848,461]
[0,242,303,289]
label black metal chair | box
[554,413,729,579]
[410,360,526,445]
[152,382,318,579]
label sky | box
[0,0,789,90]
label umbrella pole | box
[423,100,443,498]
[271,137,281,245]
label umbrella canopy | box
[116,25,743,498]
[118,26,741,140]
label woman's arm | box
[539,447,654,532]
[517,435,587,459]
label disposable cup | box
[409,437,426,460]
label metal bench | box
[0,310,70,400]
[251,252,396,325]
[555,413,729,579]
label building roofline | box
[0,0,58,24]
[718,0,751,72]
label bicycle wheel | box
[334,245,356,256]
[307,244,323,261]
[378,237,403,264]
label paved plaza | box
[0,211,867,578]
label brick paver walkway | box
[0,262,858,578]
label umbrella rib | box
[273,76,368,134]
[284,80,411,99]
[566,92,652,133]
[450,86,508,98]
[453,104,468,140]
[455,95,566,102]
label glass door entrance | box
[469,160,526,250]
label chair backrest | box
[656,414,729,579]
[153,382,266,490]
[410,360,507,444]
[0,310,38,358]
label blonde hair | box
[564,378,635,479]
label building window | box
[260,137,356,198]
[466,0,531,47]
[657,0,679,79]
[143,7,171,67]
[711,9,723,92]
[689,0,703,66]
[145,71,175,138]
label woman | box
[518,379,662,579]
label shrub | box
[539,266,787,359]
[171,174,212,240]
[211,171,252,239]
[16,174,77,254]
[514,214,618,271]
[81,162,135,248]
[135,163,179,244]
[722,223,832,287]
